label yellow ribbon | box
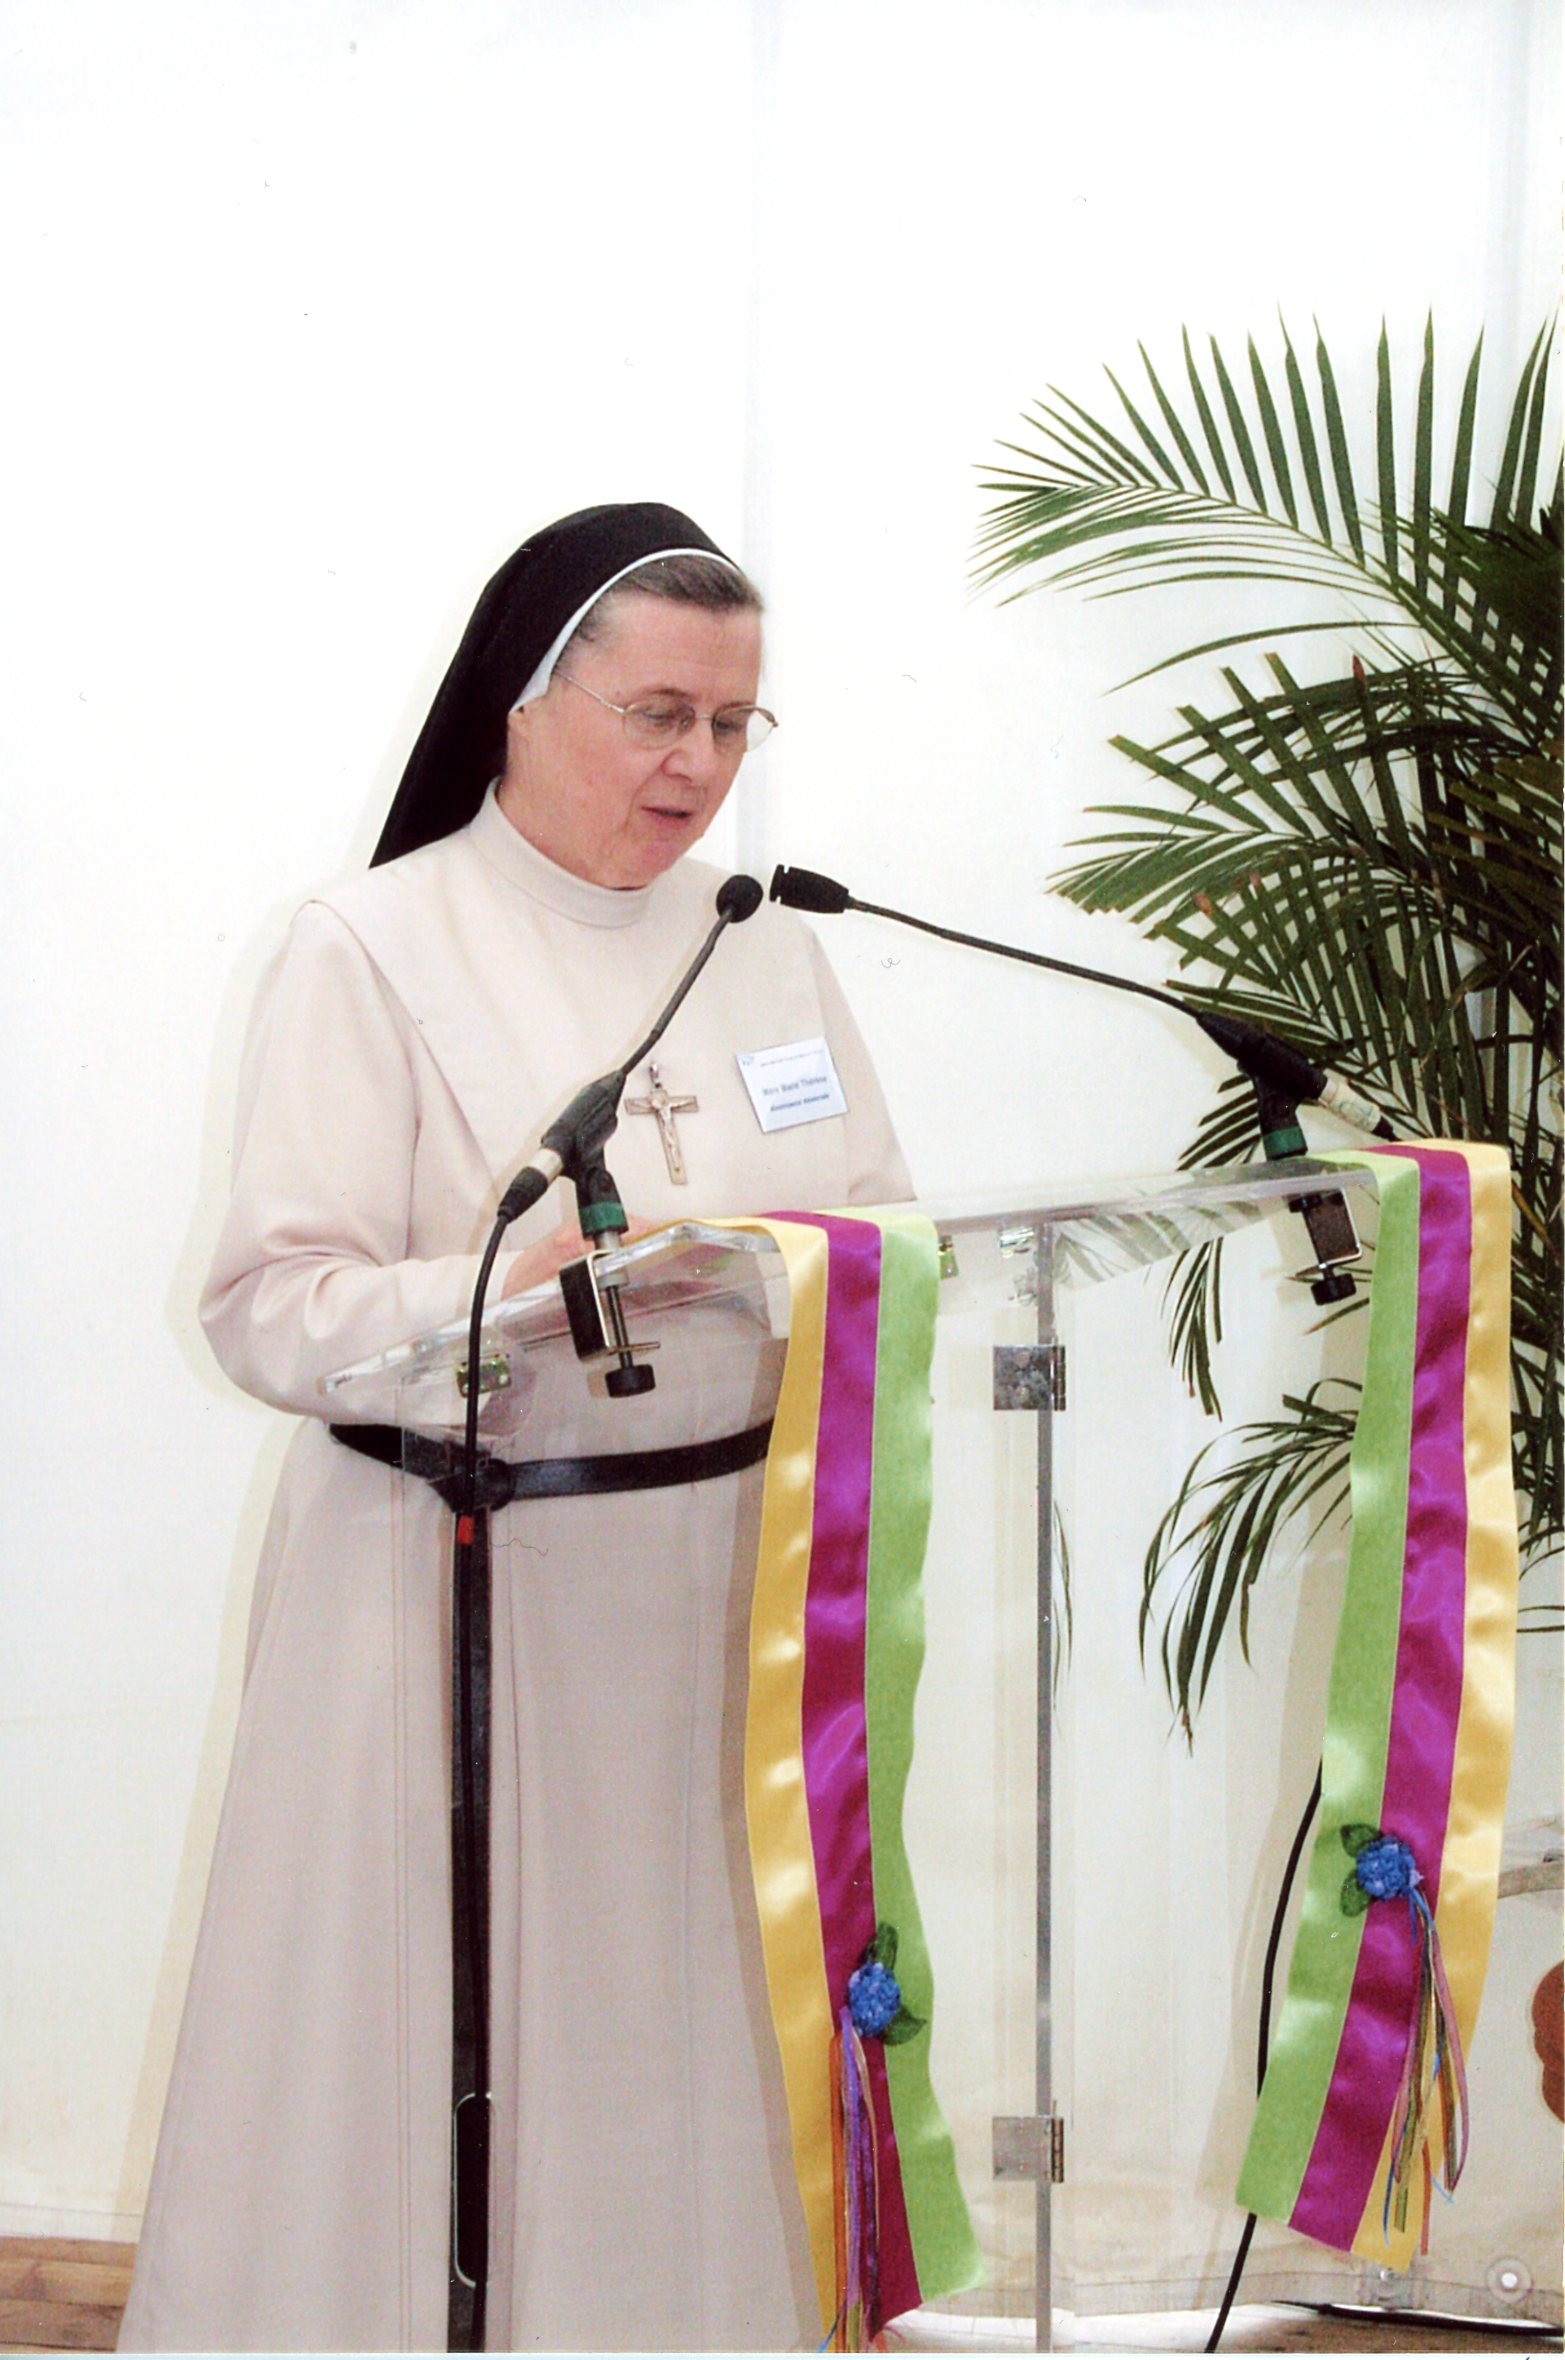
[701,1216,838,2326]
[1349,1143,1519,2259]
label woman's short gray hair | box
[567,553,763,655]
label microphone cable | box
[1204,1764,1323,2351]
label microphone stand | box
[444,872,762,2353]
[768,864,1384,2351]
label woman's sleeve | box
[804,929,916,1206]
[200,901,517,1417]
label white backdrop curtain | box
[3,0,1557,2325]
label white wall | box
[2,0,1556,2244]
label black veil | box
[371,502,731,867]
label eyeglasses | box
[556,669,778,754]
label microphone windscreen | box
[717,873,764,922]
[769,863,851,914]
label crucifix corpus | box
[625,1062,698,1185]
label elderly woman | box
[118,504,911,2354]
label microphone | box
[770,866,850,915]
[769,863,1395,1144]
[717,873,765,921]
[496,874,764,1227]
[771,862,1391,1304]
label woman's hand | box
[498,1213,658,1299]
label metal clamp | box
[559,1255,658,1397]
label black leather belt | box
[329,1416,774,1513]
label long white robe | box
[119,792,911,2354]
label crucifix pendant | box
[625,1061,698,1185]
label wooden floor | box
[0,2240,1555,2355]
[901,2308,1560,2352]
[0,2242,131,2354]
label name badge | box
[737,1036,848,1133]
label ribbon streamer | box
[830,2009,884,2351]
[1237,1144,1518,2262]
[711,1211,980,2341]
[1386,1881,1470,2241]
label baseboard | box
[0,2211,140,2248]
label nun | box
[119,503,911,2352]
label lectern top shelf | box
[321,1160,1376,1414]
[935,1157,1377,1289]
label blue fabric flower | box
[1339,1825,1425,1916]
[1354,1834,1420,1902]
[847,1959,903,2039]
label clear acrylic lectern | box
[324,1162,1379,2352]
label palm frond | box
[975,321,1561,697]
[1139,1384,1359,1741]
[980,318,1562,1728]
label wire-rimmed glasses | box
[557,669,777,754]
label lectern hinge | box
[992,2112,1066,2183]
[992,1343,1066,1412]
[457,1353,511,1400]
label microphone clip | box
[545,1087,650,1392]
[1254,1080,1361,1305]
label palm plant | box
[975,319,1561,1732]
